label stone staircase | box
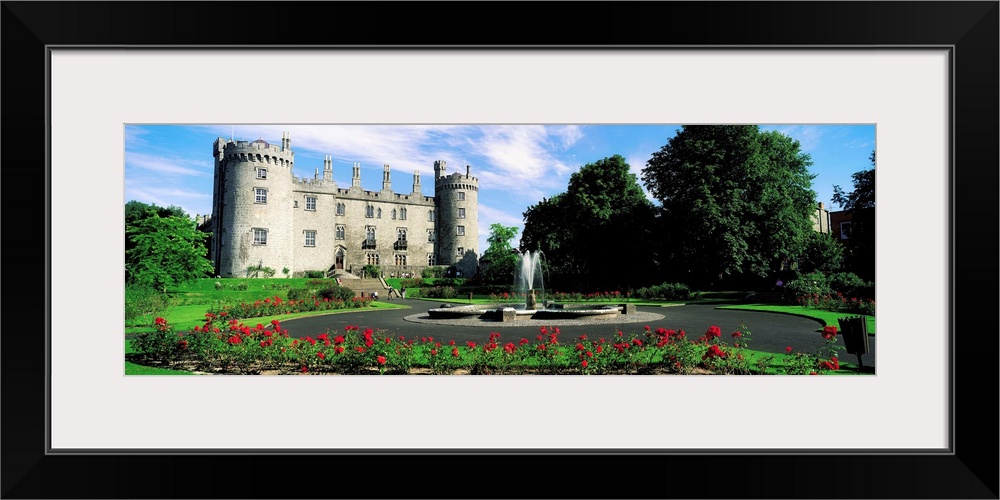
[337,278,388,298]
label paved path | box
[278,299,876,369]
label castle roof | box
[252,138,269,146]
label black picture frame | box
[3,2,996,498]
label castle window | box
[366,252,380,265]
[458,192,466,201]
[257,168,267,179]
[336,203,345,216]
[456,226,465,236]
[366,226,376,244]
[294,201,299,208]
[305,196,317,211]
[254,188,267,204]
[304,230,316,247]
[428,210,434,222]
[457,247,464,256]
[400,208,407,220]
[458,208,466,219]
[428,254,435,266]
[336,225,345,240]
[253,228,268,245]
[427,230,435,242]
[377,208,382,219]
[366,205,374,218]
[392,209,397,219]
[395,254,407,266]
[397,228,407,241]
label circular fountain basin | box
[426,303,621,321]
[425,304,493,319]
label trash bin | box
[837,316,870,369]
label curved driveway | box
[279,299,876,369]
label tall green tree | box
[480,223,520,286]
[642,125,817,289]
[521,155,656,290]
[126,213,214,291]
[125,200,192,270]
[832,150,876,281]
[125,200,187,226]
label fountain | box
[424,250,622,322]
[515,250,545,310]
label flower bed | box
[203,295,373,321]
[795,292,875,316]
[129,316,850,376]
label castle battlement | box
[434,169,479,187]
[294,177,339,191]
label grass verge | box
[716,304,875,335]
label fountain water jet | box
[514,250,545,309]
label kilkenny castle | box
[208,133,479,278]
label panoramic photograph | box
[124,124,876,376]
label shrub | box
[422,286,457,299]
[286,288,312,301]
[361,265,381,279]
[245,264,276,278]
[635,282,691,300]
[783,272,831,300]
[422,266,447,278]
[125,283,170,326]
[827,272,871,298]
[318,285,356,302]
[785,271,872,302]
[304,270,326,279]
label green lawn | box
[125,339,197,375]
[716,304,875,335]
[127,300,410,336]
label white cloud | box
[477,203,527,249]
[126,151,210,176]
[550,125,585,149]
[124,126,149,147]
[470,125,579,186]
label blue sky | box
[125,124,875,251]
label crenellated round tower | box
[211,133,296,277]
[433,161,479,277]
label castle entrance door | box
[335,248,345,269]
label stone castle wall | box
[211,134,478,278]
[433,162,479,277]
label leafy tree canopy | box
[521,155,656,290]
[125,200,187,227]
[642,125,818,288]
[126,213,214,291]
[480,223,520,286]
